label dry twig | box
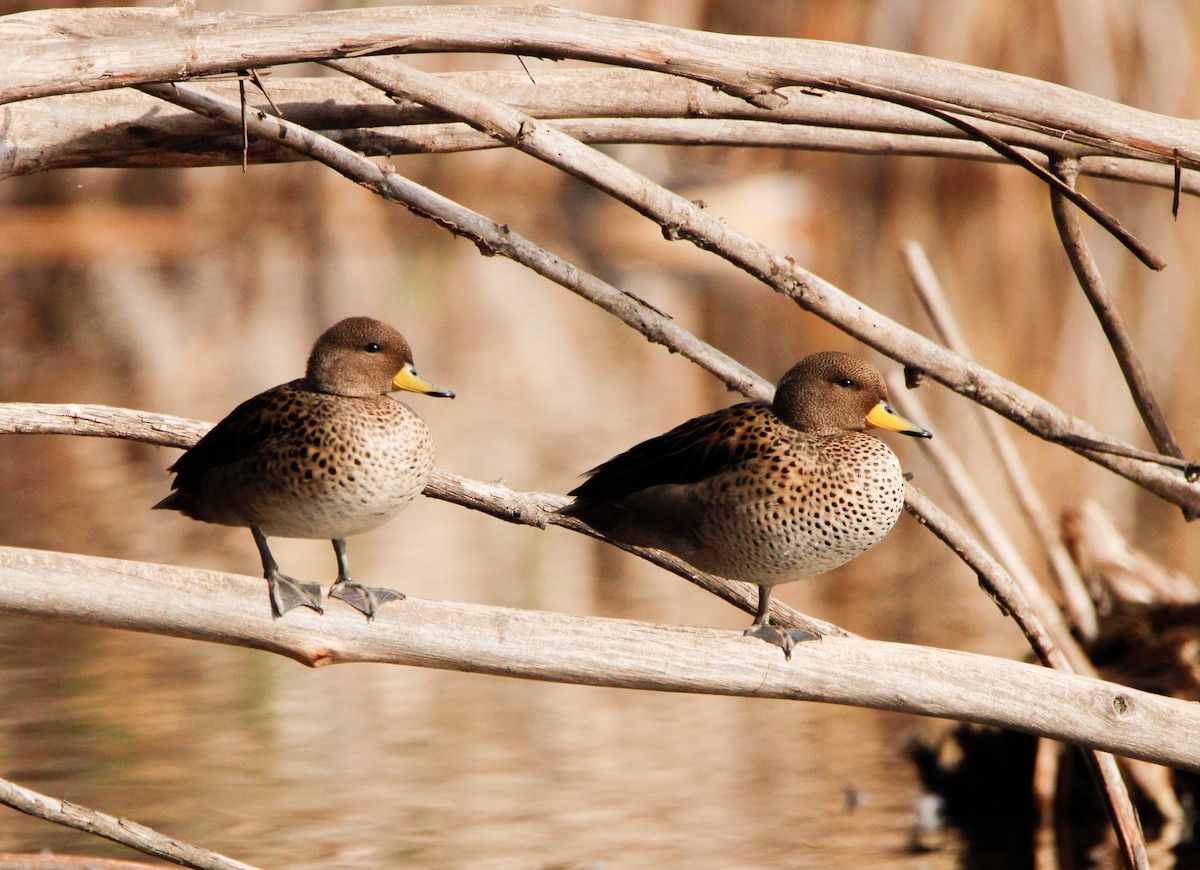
[902,242,1099,639]
[1049,157,1185,471]
[0,777,259,870]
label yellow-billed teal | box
[155,316,454,619]
[559,351,931,656]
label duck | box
[558,351,930,656]
[155,316,453,619]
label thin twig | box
[818,80,1166,270]
[902,241,1098,639]
[888,376,1089,662]
[237,77,247,173]
[245,69,281,116]
[1049,157,1185,465]
[0,776,260,870]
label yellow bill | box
[392,362,455,398]
[865,400,931,438]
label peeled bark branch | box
[0,544,1197,776]
[4,4,1200,171]
[7,73,1200,192]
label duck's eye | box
[836,377,856,388]
[364,342,382,353]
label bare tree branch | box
[901,488,1148,868]
[0,401,842,639]
[312,57,1200,514]
[4,4,1200,172]
[893,385,1086,668]
[8,73,1200,193]
[1,543,1197,779]
[813,78,1166,269]
[1049,157,1185,471]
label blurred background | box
[2,1,1199,867]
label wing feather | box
[154,382,300,510]
[566,402,770,503]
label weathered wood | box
[3,4,1200,170]
[1,544,1197,774]
[6,71,1199,192]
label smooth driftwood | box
[1,544,1198,775]
[3,4,1200,169]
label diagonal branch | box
[131,82,770,404]
[903,486,1148,869]
[316,57,1200,513]
[813,78,1165,269]
[902,242,1099,639]
[1049,157,1185,467]
[0,776,259,870]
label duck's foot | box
[744,623,822,660]
[329,580,406,620]
[267,571,324,618]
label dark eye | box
[836,377,856,388]
[363,342,381,353]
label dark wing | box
[154,382,298,508]
[565,402,770,503]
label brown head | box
[772,351,930,437]
[304,316,454,399]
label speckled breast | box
[241,394,434,540]
[680,431,907,586]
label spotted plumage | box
[559,351,931,656]
[156,317,454,619]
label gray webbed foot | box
[267,571,324,618]
[744,623,822,659]
[329,580,405,620]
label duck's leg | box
[327,538,405,620]
[742,585,821,659]
[252,526,323,617]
